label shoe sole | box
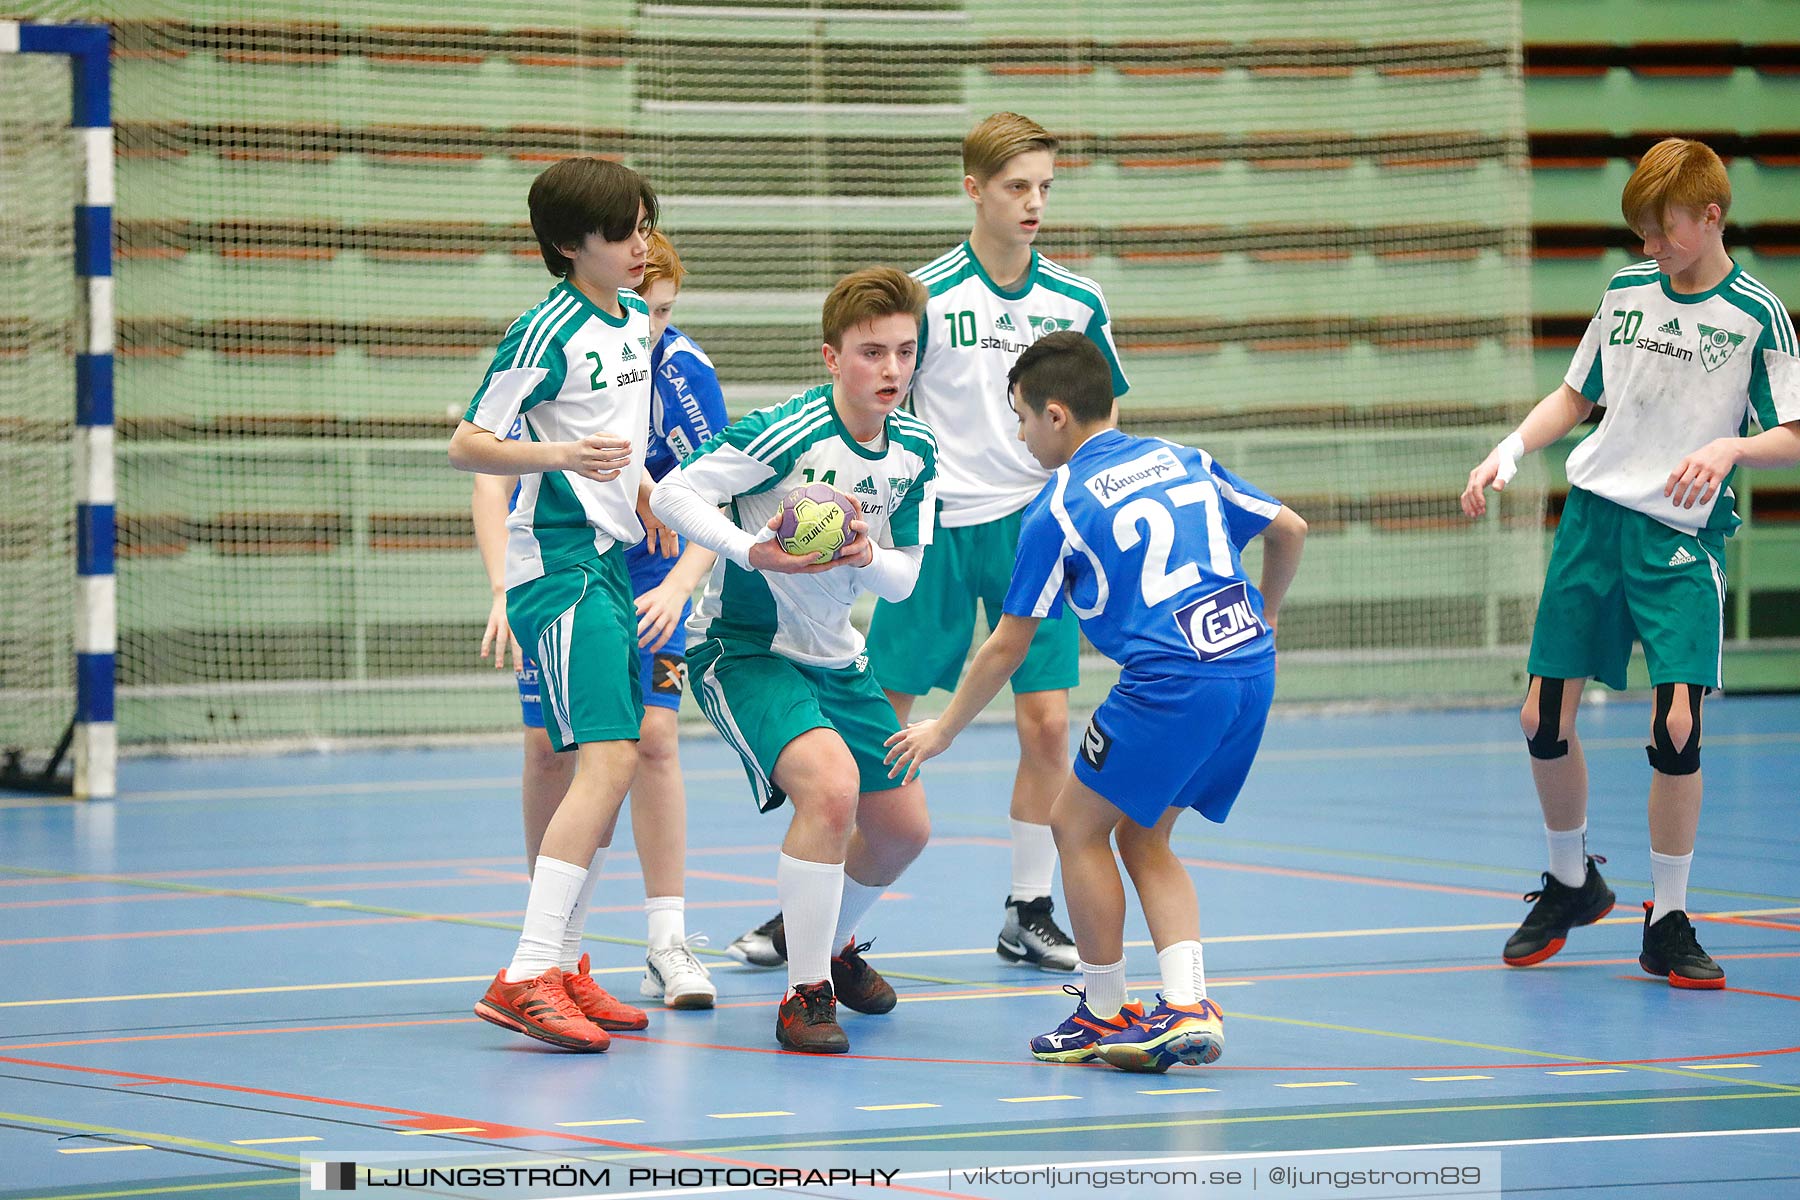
[776,1031,850,1054]
[1639,957,1727,990]
[1503,897,1616,967]
[1096,1027,1224,1074]
[473,1001,608,1052]
[996,938,1079,973]
[640,974,718,1009]
[1030,1046,1100,1063]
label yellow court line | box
[58,1145,152,1154]
[1276,1081,1356,1089]
[395,1126,485,1136]
[1138,1087,1217,1095]
[708,1111,793,1120]
[1679,1064,1758,1070]
[683,1090,1800,1156]
[856,1104,941,1112]
[998,1095,1080,1104]
[0,1111,308,1168]
[555,1119,644,1127]
[1550,1069,1628,1077]
[8,1179,295,1200]
[230,1136,321,1145]
[1415,1076,1493,1082]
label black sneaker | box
[726,912,786,969]
[998,895,1079,972]
[1639,903,1726,990]
[831,939,896,1014]
[776,980,849,1053]
[1503,856,1615,966]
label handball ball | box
[777,483,856,563]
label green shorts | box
[687,637,908,813]
[866,508,1080,697]
[1527,487,1728,691]
[506,553,643,751]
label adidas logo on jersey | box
[1668,546,1699,567]
[620,342,637,361]
[1658,317,1682,336]
[853,475,878,496]
[994,313,1016,332]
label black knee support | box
[1525,676,1569,760]
[1646,683,1702,776]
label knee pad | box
[1525,676,1569,760]
[1645,683,1702,776]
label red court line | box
[1726,986,1800,1003]
[0,1052,982,1200]
[1703,915,1800,933]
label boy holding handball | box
[649,268,940,1053]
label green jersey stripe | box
[1732,275,1795,353]
[519,294,581,371]
[757,413,842,468]
[743,399,832,461]
[514,293,577,370]
[914,255,971,287]
[913,248,968,280]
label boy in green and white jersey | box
[1463,138,1800,990]
[449,158,660,1052]
[883,112,1126,970]
[728,113,1129,973]
[651,268,937,1054]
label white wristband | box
[1494,431,1526,485]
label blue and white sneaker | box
[1093,995,1224,1073]
[1028,985,1147,1063]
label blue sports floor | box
[2,696,1798,1199]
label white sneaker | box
[641,935,717,1010]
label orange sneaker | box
[473,967,609,1052]
[563,954,650,1031]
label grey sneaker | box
[726,911,786,968]
[641,935,717,1009]
[998,895,1079,972]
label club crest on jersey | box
[1696,324,1746,373]
[888,476,912,499]
[1175,582,1266,662]
[1028,315,1074,339]
[1085,447,1186,507]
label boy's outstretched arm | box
[1257,505,1307,632]
[1461,382,1594,518]
[448,419,632,480]
[1667,420,1800,509]
[884,613,1039,782]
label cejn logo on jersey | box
[1696,324,1747,373]
[1085,448,1186,507]
[1174,581,1266,662]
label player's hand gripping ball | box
[777,484,857,563]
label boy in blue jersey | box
[472,232,726,1012]
[887,332,1307,1073]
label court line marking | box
[1680,1064,1759,1070]
[707,1111,793,1120]
[1414,1075,1492,1082]
[997,1095,1079,1104]
[1548,1069,1627,1076]
[857,1103,941,1112]
[1276,1081,1355,1089]
[1138,1087,1217,1095]
[57,1144,152,1154]
[0,1110,308,1168]
[555,1118,644,1127]
[229,1136,320,1145]
[7,1181,292,1200]
[645,1092,1800,1155]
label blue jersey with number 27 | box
[1003,428,1283,676]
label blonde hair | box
[638,229,686,294]
[821,267,927,348]
[962,112,1058,184]
[1621,138,1731,234]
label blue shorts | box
[1074,666,1275,828]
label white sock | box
[1546,823,1587,888]
[831,875,887,950]
[557,848,607,971]
[1079,957,1127,1019]
[1009,818,1058,901]
[779,852,844,991]
[1157,940,1207,1005]
[1650,850,1693,925]
[506,856,588,982]
[645,895,686,949]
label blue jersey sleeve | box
[1002,485,1071,620]
[646,330,728,480]
[1188,446,1281,549]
